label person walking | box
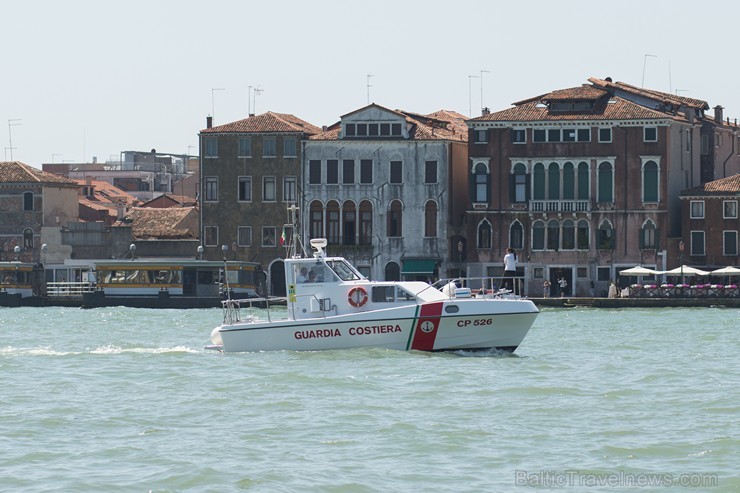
[558,276,568,297]
[503,247,517,293]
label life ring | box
[347,286,368,308]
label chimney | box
[206,116,213,129]
[714,105,724,125]
[481,107,490,116]
[116,200,126,221]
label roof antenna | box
[641,54,657,88]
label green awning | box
[401,259,438,275]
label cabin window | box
[372,286,396,302]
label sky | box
[3,0,739,168]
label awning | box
[401,259,438,275]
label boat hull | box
[214,299,538,353]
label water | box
[1,306,738,492]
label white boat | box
[208,238,539,353]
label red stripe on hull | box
[410,302,444,350]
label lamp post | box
[679,240,685,285]
[14,245,21,261]
[129,243,136,261]
[197,245,204,261]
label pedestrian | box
[558,276,568,297]
[503,247,517,292]
[543,280,551,298]
[589,280,595,297]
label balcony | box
[529,200,590,213]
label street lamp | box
[129,243,136,261]
[197,245,204,260]
[14,245,21,261]
[679,240,685,285]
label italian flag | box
[280,227,286,246]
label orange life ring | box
[347,286,368,308]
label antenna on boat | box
[286,204,308,258]
[221,244,231,301]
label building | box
[464,77,739,296]
[304,104,469,282]
[198,112,321,293]
[679,174,739,267]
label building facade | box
[303,104,468,282]
[464,77,739,297]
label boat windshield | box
[325,260,363,281]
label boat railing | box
[222,296,288,325]
[46,282,96,298]
[420,275,527,300]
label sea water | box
[0,306,737,492]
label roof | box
[115,206,199,239]
[74,178,140,205]
[471,94,679,123]
[140,193,197,208]
[201,111,321,134]
[309,107,468,142]
[588,77,710,110]
[680,174,740,197]
[0,161,79,186]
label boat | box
[0,262,42,307]
[208,238,539,353]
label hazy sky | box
[3,0,738,168]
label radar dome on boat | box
[310,238,328,257]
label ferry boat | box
[0,262,40,307]
[208,238,539,353]
[81,259,261,308]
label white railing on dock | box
[46,282,96,297]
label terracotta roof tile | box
[542,85,608,102]
[681,174,740,196]
[201,111,321,134]
[588,77,710,110]
[0,161,79,185]
[115,206,199,239]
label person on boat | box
[306,271,317,283]
[297,267,308,283]
[503,247,517,292]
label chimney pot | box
[206,116,213,129]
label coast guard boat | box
[208,238,539,353]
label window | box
[237,226,252,246]
[204,226,218,246]
[701,135,709,155]
[309,160,322,184]
[343,160,355,184]
[547,219,559,250]
[309,201,323,239]
[360,159,373,184]
[359,200,373,245]
[562,129,576,142]
[532,220,545,250]
[533,162,545,200]
[263,176,276,202]
[562,219,575,250]
[598,220,614,250]
[283,177,296,202]
[263,136,276,157]
[510,221,523,250]
[238,137,251,157]
[640,220,657,249]
[380,123,390,136]
[548,163,560,200]
[390,161,402,184]
[368,123,379,136]
[599,128,612,143]
[690,201,705,219]
[392,123,402,136]
[473,162,489,202]
[204,138,218,157]
[238,176,252,201]
[533,129,546,143]
[690,230,705,256]
[205,177,218,202]
[474,129,488,143]
[643,160,659,202]
[357,123,367,136]
[327,159,339,184]
[327,201,340,244]
[562,162,574,200]
[262,226,277,247]
[547,129,561,142]
[283,137,297,157]
[577,267,588,279]
[577,162,589,200]
[388,200,402,237]
[724,231,738,256]
[23,191,34,211]
[513,163,527,202]
[424,161,437,184]
[424,201,437,237]
[511,129,526,143]
[597,162,613,203]
[644,127,658,142]
[385,262,400,282]
[577,220,590,250]
[724,201,738,219]
[23,228,33,249]
[342,203,356,245]
[345,124,356,137]
[477,220,492,249]
[597,266,611,282]
[577,128,590,142]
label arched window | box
[563,162,575,200]
[473,162,489,202]
[23,228,34,249]
[342,200,356,245]
[309,200,324,240]
[577,162,589,200]
[424,200,437,237]
[643,160,659,202]
[597,219,614,250]
[509,221,523,250]
[547,219,560,250]
[532,220,545,250]
[387,200,403,237]
[562,219,575,250]
[533,162,545,200]
[577,219,590,250]
[598,162,613,203]
[385,262,400,282]
[548,162,560,199]
[640,219,657,249]
[477,220,492,249]
[359,200,373,245]
[512,163,528,203]
[326,200,340,245]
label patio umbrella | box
[619,266,660,276]
[663,265,710,276]
[710,266,740,275]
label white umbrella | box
[710,266,740,275]
[663,265,710,276]
[619,266,660,276]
